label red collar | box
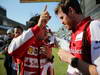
[75,16,91,32]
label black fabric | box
[82,20,92,64]
[47,55,54,63]
[2,38,17,75]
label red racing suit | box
[68,17,100,74]
[8,25,54,75]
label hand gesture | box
[58,49,75,64]
[38,5,51,28]
[40,45,52,59]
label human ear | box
[68,7,76,15]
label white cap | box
[7,28,14,34]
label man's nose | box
[62,21,64,25]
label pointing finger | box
[43,5,47,12]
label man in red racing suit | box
[55,0,100,74]
[8,10,54,75]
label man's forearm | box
[77,59,98,75]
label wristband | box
[71,57,79,68]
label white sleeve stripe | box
[90,20,100,66]
[8,29,34,53]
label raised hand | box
[38,5,51,28]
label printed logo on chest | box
[27,46,47,56]
[75,32,83,41]
[27,46,38,55]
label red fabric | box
[9,25,41,57]
[70,17,92,63]
[9,25,54,75]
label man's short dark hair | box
[27,15,40,28]
[55,0,82,15]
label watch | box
[71,57,79,68]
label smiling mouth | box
[64,24,68,28]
